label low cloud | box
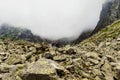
[0,0,108,40]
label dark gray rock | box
[93,0,120,34]
[76,0,120,43]
[0,24,42,42]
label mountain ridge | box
[0,24,43,42]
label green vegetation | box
[81,20,120,44]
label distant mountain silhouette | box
[0,24,42,42]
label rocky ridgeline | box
[93,0,120,34]
[0,20,120,80]
[76,0,120,43]
[0,24,42,42]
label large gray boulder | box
[22,58,66,80]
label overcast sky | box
[0,0,107,40]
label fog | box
[0,0,108,40]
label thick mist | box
[0,0,107,40]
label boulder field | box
[0,20,120,80]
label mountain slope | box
[0,19,120,80]
[76,0,120,44]
[82,19,120,44]
[93,0,120,34]
[73,19,120,80]
[0,24,42,42]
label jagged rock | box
[22,58,65,80]
[66,65,74,70]
[66,48,76,54]
[29,47,37,53]
[0,74,2,80]
[5,54,23,65]
[34,43,42,49]
[0,63,12,73]
[80,71,91,78]
[53,55,67,61]
[106,55,116,62]
[25,52,34,60]
[0,63,25,74]
[117,38,120,41]
[88,58,99,65]
[2,73,16,80]
[42,52,53,59]
[0,52,9,55]
[92,69,101,76]
[101,61,114,80]
[0,52,9,62]
[93,0,120,34]
[84,52,99,59]
[75,30,93,43]
[98,42,105,48]
[105,42,111,46]
[49,48,56,55]
[95,76,101,80]
[81,78,88,80]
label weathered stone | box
[16,76,22,80]
[0,63,11,73]
[85,52,99,59]
[22,58,65,80]
[0,52,9,55]
[88,58,99,65]
[92,69,101,76]
[73,58,82,62]
[25,52,34,59]
[80,71,90,78]
[42,52,53,59]
[49,48,56,55]
[117,38,120,41]
[101,61,114,80]
[81,78,88,80]
[29,47,36,53]
[5,54,22,65]
[66,48,76,54]
[106,55,115,62]
[0,74,2,80]
[95,76,101,80]
[34,43,42,49]
[105,42,111,46]
[2,73,16,80]
[66,65,74,70]
[98,42,105,48]
[53,55,67,61]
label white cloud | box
[0,0,106,40]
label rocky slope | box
[93,0,120,34]
[76,0,120,43]
[0,19,120,80]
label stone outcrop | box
[22,58,65,80]
[76,0,120,43]
[93,0,120,34]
